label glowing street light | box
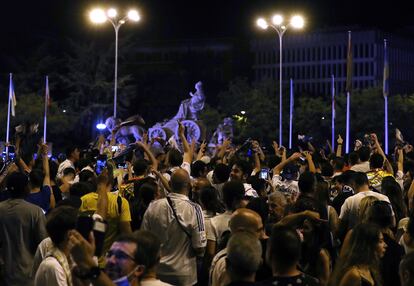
[96,123,107,130]
[256,14,305,147]
[89,7,141,118]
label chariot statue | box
[105,115,146,144]
[209,117,234,146]
[149,81,206,142]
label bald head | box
[170,169,191,194]
[229,208,263,238]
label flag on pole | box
[383,40,389,154]
[9,75,16,117]
[346,31,353,93]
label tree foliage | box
[205,78,414,147]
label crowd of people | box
[1,122,414,286]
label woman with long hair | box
[330,223,387,286]
[381,176,407,225]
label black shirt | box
[381,233,405,286]
[227,281,257,286]
[258,273,319,286]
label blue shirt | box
[26,186,51,213]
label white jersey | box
[207,211,232,245]
[339,190,392,229]
[141,192,206,285]
[271,174,299,201]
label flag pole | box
[384,95,388,154]
[5,73,12,159]
[345,31,352,154]
[383,39,389,154]
[346,91,350,153]
[331,74,335,151]
[289,78,294,149]
[43,76,48,144]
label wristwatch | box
[74,265,101,280]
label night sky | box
[0,0,413,78]
[1,0,413,48]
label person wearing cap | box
[0,172,47,286]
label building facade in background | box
[251,28,414,96]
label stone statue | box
[210,117,234,145]
[173,81,205,121]
[157,81,205,142]
[105,115,146,144]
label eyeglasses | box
[105,250,136,262]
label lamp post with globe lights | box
[90,8,141,118]
[256,14,304,147]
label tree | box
[0,93,73,150]
[59,39,137,143]
[217,78,277,144]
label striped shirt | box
[141,192,206,285]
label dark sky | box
[1,0,413,46]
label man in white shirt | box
[162,122,192,181]
[339,172,393,232]
[57,146,80,179]
[271,153,302,202]
[206,163,231,201]
[141,169,206,286]
[209,208,265,286]
[230,160,258,198]
[34,206,78,286]
[350,146,371,173]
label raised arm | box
[178,121,192,164]
[40,143,55,208]
[152,168,171,195]
[252,140,265,162]
[40,144,51,187]
[372,133,393,174]
[216,138,231,160]
[277,210,324,228]
[272,140,280,157]
[273,152,301,175]
[135,141,158,172]
[95,170,110,221]
[398,149,404,173]
[196,141,207,161]
[336,135,343,157]
[303,151,316,173]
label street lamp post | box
[257,15,304,147]
[90,8,140,119]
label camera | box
[1,145,15,162]
[76,215,107,256]
[95,154,107,175]
[259,168,269,180]
[117,162,128,169]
